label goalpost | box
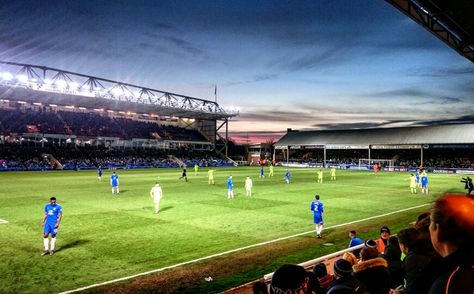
[358,158,394,171]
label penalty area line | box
[0,218,9,224]
[60,203,430,294]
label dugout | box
[274,124,474,170]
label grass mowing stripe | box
[59,203,430,294]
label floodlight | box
[112,88,122,96]
[2,72,13,81]
[44,78,52,85]
[16,74,28,82]
[56,80,67,89]
[69,82,78,90]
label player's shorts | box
[111,183,118,187]
[421,183,428,188]
[313,215,323,224]
[43,223,58,235]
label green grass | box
[0,167,464,293]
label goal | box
[358,159,394,171]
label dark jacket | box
[383,243,404,289]
[327,276,361,294]
[353,257,389,294]
[428,247,474,294]
[402,249,432,294]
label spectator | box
[342,252,358,266]
[270,264,308,294]
[375,226,390,254]
[327,259,360,294]
[428,194,474,294]
[352,247,390,294]
[252,281,268,294]
[382,236,404,290]
[397,227,432,294]
[313,262,334,290]
[348,230,363,258]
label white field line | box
[60,203,430,294]
[0,219,9,224]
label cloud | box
[417,115,474,126]
[423,96,464,105]
[270,47,350,72]
[409,66,474,77]
[225,74,278,86]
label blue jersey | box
[98,167,102,176]
[415,172,420,183]
[349,237,363,248]
[311,200,324,224]
[227,177,233,190]
[421,175,428,185]
[44,203,62,225]
[260,167,264,176]
[111,174,119,187]
[284,171,290,179]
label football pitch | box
[0,167,464,293]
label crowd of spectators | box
[0,107,206,141]
[257,194,474,294]
[0,145,233,171]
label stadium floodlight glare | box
[33,102,42,106]
[17,101,27,104]
[44,78,53,85]
[49,104,58,107]
[55,79,67,89]
[16,74,28,82]
[78,107,87,110]
[69,82,78,90]
[112,88,122,96]
[2,72,13,81]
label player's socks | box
[43,237,49,251]
[50,237,56,252]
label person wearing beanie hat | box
[326,259,360,294]
[270,264,308,294]
[365,239,377,249]
[375,226,390,254]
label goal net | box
[358,159,394,171]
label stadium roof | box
[275,124,474,147]
[386,0,474,63]
[0,61,239,120]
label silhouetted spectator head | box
[252,281,268,294]
[333,259,353,278]
[360,247,379,261]
[429,194,474,257]
[313,262,328,278]
[270,264,308,294]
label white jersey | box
[150,186,162,203]
[245,178,253,190]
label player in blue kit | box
[111,171,119,194]
[421,171,429,194]
[41,197,62,256]
[311,194,324,238]
[259,166,264,178]
[97,165,102,182]
[227,175,234,199]
[284,170,291,184]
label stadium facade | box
[274,124,474,171]
[0,61,238,156]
